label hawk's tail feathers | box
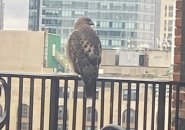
[82,77,97,98]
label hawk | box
[66,17,102,98]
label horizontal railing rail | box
[0,72,183,130]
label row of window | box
[42,9,154,22]
[43,1,154,12]
[41,18,153,32]
[58,87,137,101]
[7,104,136,130]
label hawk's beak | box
[90,21,94,25]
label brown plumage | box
[66,17,102,98]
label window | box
[168,27,172,31]
[112,22,122,28]
[42,9,45,15]
[58,105,63,120]
[101,40,109,46]
[86,107,98,122]
[168,6,173,17]
[48,28,56,34]
[58,105,68,120]
[17,104,29,130]
[101,3,109,9]
[109,22,112,28]
[109,40,112,46]
[109,31,121,37]
[21,122,28,130]
[122,109,135,129]
[169,6,173,11]
[74,11,85,15]
[168,33,172,39]
[168,11,173,17]
[86,126,97,130]
[57,124,68,130]
[122,22,125,29]
[88,3,98,9]
[112,40,121,46]
[59,87,70,98]
[62,1,72,5]
[125,22,135,29]
[144,24,150,30]
[62,29,70,35]
[168,20,173,27]
[112,3,122,10]
[22,104,29,118]
[75,88,99,99]
[96,21,100,27]
[123,89,136,101]
[62,11,72,16]
[58,105,68,129]
[139,54,149,67]
[58,124,63,130]
[97,31,108,36]
[77,91,83,98]
[100,21,109,28]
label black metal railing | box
[0,72,183,130]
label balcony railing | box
[0,72,183,130]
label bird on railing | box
[101,124,124,130]
[66,17,102,98]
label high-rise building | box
[28,0,159,49]
[0,0,4,29]
[156,0,175,65]
[159,0,176,49]
[28,0,41,31]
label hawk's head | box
[74,17,94,29]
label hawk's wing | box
[66,29,101,77]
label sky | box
[3,0,29,30]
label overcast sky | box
[4,0,29,30]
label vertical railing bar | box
[143,83,148,130]
[168,84,172,130]
[5,76,11,130]
[135,82,140,130]
[118,81,122,125]
[82,86,87,130]
[72,80,78,130]
[157,83,166,130]
[91,90,96,130]
[126,82,131,130]
[151,83,156,130]
[29,77,34,130]
[17,77,23,130]
[63,79,68,130]
[109,81,114,124]
[175,85,180,130]
[40,78,46,130]
[49,77,59,130]
[100,81,105,128]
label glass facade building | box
[28,0,159,49]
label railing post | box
[0,78,10,129]
[157,83,166,130]
[49,77,59,130]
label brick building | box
[173,0,182,81]
[173,0,185,129]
